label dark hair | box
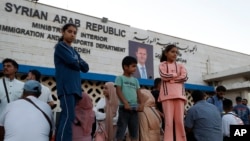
[58,23,78,42]
[2,58,19,70]
[223,99,233,110]
[235,96,242,102]
[216,85,226,92]
[122,56,137,70]
[242,98,248,102]
[191,90,205,103]
[29,69,41,82]
[154,78,161,88]
[137,46,147,51]
[160,44,178,62]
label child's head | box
[59,23,78,45]
[160,44,178,62]
[122,56,137,74]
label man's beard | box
[217,95,223,99]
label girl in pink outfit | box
[158,44,188,141]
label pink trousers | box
[162,99,186,141]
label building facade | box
[0,0,250,111]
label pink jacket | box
[158,61,188,102]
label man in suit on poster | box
[133,46,153,79]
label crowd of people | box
[0,23,250,141]
[185,86,250,141]
[0,58,54,141]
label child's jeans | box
[116,106,139,140]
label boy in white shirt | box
[222,99,243,140]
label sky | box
[39,0,250,55]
